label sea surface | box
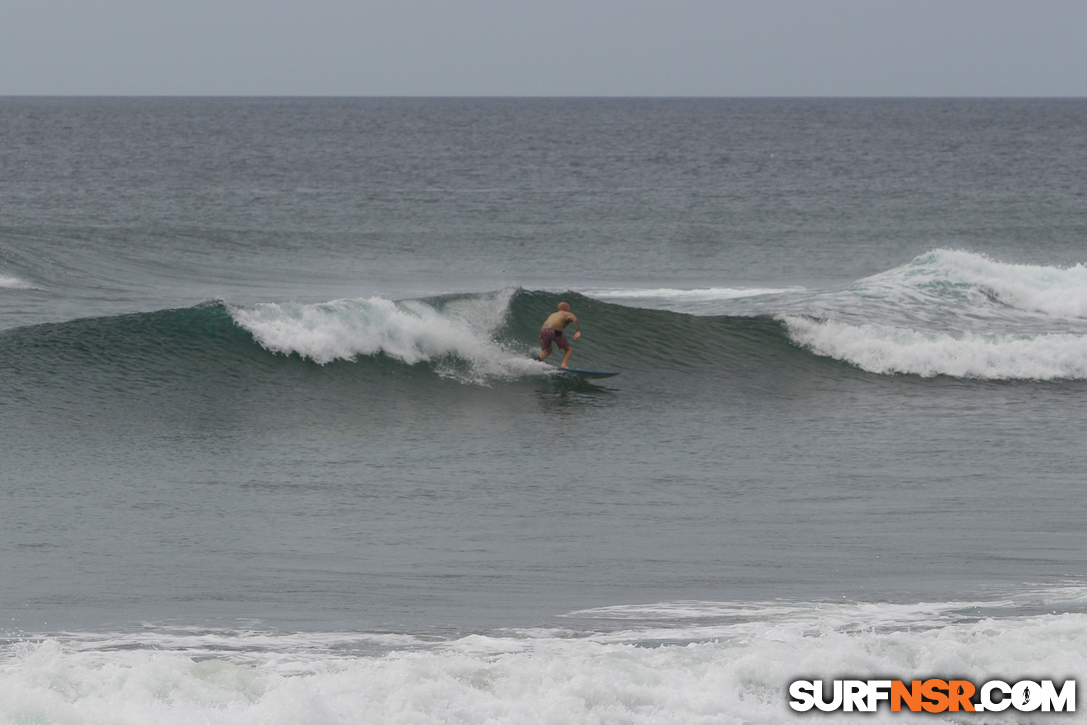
[1,98,1086,723]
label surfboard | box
[556,368,620,379]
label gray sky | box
[3,0,1086,96]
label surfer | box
[536,302,581,368]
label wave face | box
[585,250,1087,381]
[0,303,262,384]
[230,288,807,380]
[0,292,789,399]
[2,588,1084,725]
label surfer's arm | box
[571,315,581,340]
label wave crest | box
[865,249,1087,319]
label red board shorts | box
[540,328,570,352]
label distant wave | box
[0,274,36,290]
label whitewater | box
[772,250,1087,380]
[4,590,1085,725]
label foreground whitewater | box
[4,588,1085,725]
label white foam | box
[0,274,36,290]
[229,289,546,384]
[2,593,1085,724]
[784,315,1087,380]
[583,287,800,302]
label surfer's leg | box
[538,336,552,361]
[561,347,573,368]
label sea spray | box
[228,289,544,383]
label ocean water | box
[1,98,1086,723]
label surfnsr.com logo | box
[789,679,1075,713]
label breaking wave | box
[4,250,1087,384]
[875,249,1087,319]
[784,317,1087,380]
[776,250,1087,380]
[228,289,544,383]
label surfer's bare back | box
[536,302,581,369]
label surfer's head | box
[558,302,570,312]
